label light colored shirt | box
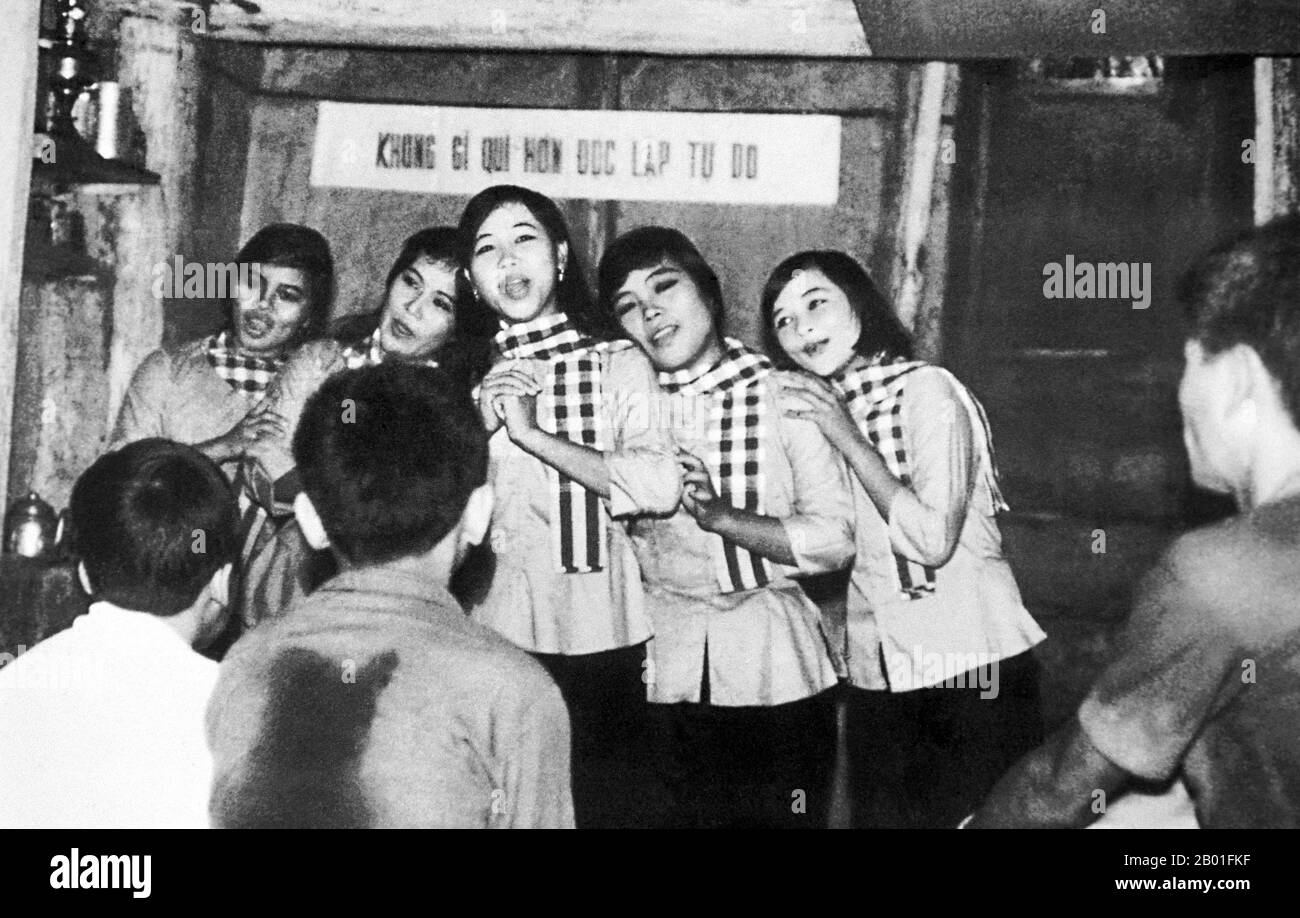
[845,366,1045,691]
[207,563,575,828]
[1079,493,1300,828]
[470,345,680,655]
[110,338,257,478]
[615,384,854,707]
[0,602,217,828]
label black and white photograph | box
[0,0,1298,886]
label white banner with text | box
[310,102,841,206]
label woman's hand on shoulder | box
[286,337,344,376]
[773,371,859,451]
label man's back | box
[207,564,574,828]
[1080,493,1300,827]
[0,605,217,828]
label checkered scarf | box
[495,313,617,574]
[339,328,440,370]
[206,330,284,402]
[659,338,774,594]
[340,328,385,369]
[831,357,1008,600]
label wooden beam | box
[1256,58,1277,226]
[1255,57,1300,226]
[852,0,1300,57]
[102,0,871,57]
[909,63,961,363]
[103,13,202,423]
[0,0,40,506]
[105,0,1300,57]
[218,45,592,106]
[1277,59,1300,218]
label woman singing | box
[459,186,679,828]
[111,223,335,475]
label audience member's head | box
[1177,214,1300,494]
[291,363,490,569]
[70,438,239,616]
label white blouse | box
[612,382,855,707]
[470,345,681,655]
[844,366,1045,691]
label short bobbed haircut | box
[759,250,914,369]
[329,226,496,389]
[596,226,725,336]
[457,184,614,340]
[231,223,336,345]
[1179,214,1300,427]
[70,438,239,615]
[292,363,488,565]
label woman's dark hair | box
[230,223,335,344]
[330,226,494,391]
[1179,213,1300,426]
[457,184,614,340]
[759,250,913,368]
[70,438,239,615]
[596,226,725,337]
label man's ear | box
[1237,343,1282,421]
[77,561,94,596]
[460,484,494,549]
[1222,344,1264,422]
[294,492,331,550]
[206,562,233,609]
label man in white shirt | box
[0,438,239,828]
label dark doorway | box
[947,57,1251,527]
[943,58,1252,726]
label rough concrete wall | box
[1270,57,1300,217]
[108,14,201,413]
[10,276,112,510]
[189,48,916,347]
[612,58,907,347]
[6,11,202,511]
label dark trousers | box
[645,688,839,829]
[844,649,1044,828]
[531,642,652,829]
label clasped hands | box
[477,360,542,444]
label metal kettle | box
[3,491,59,558]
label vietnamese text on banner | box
[310,102,842,206]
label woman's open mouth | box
[389,317,414,340]
[650,325,678,348]
[501,275,532,301]
[803,339,829,358]
[242,314,273,338]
